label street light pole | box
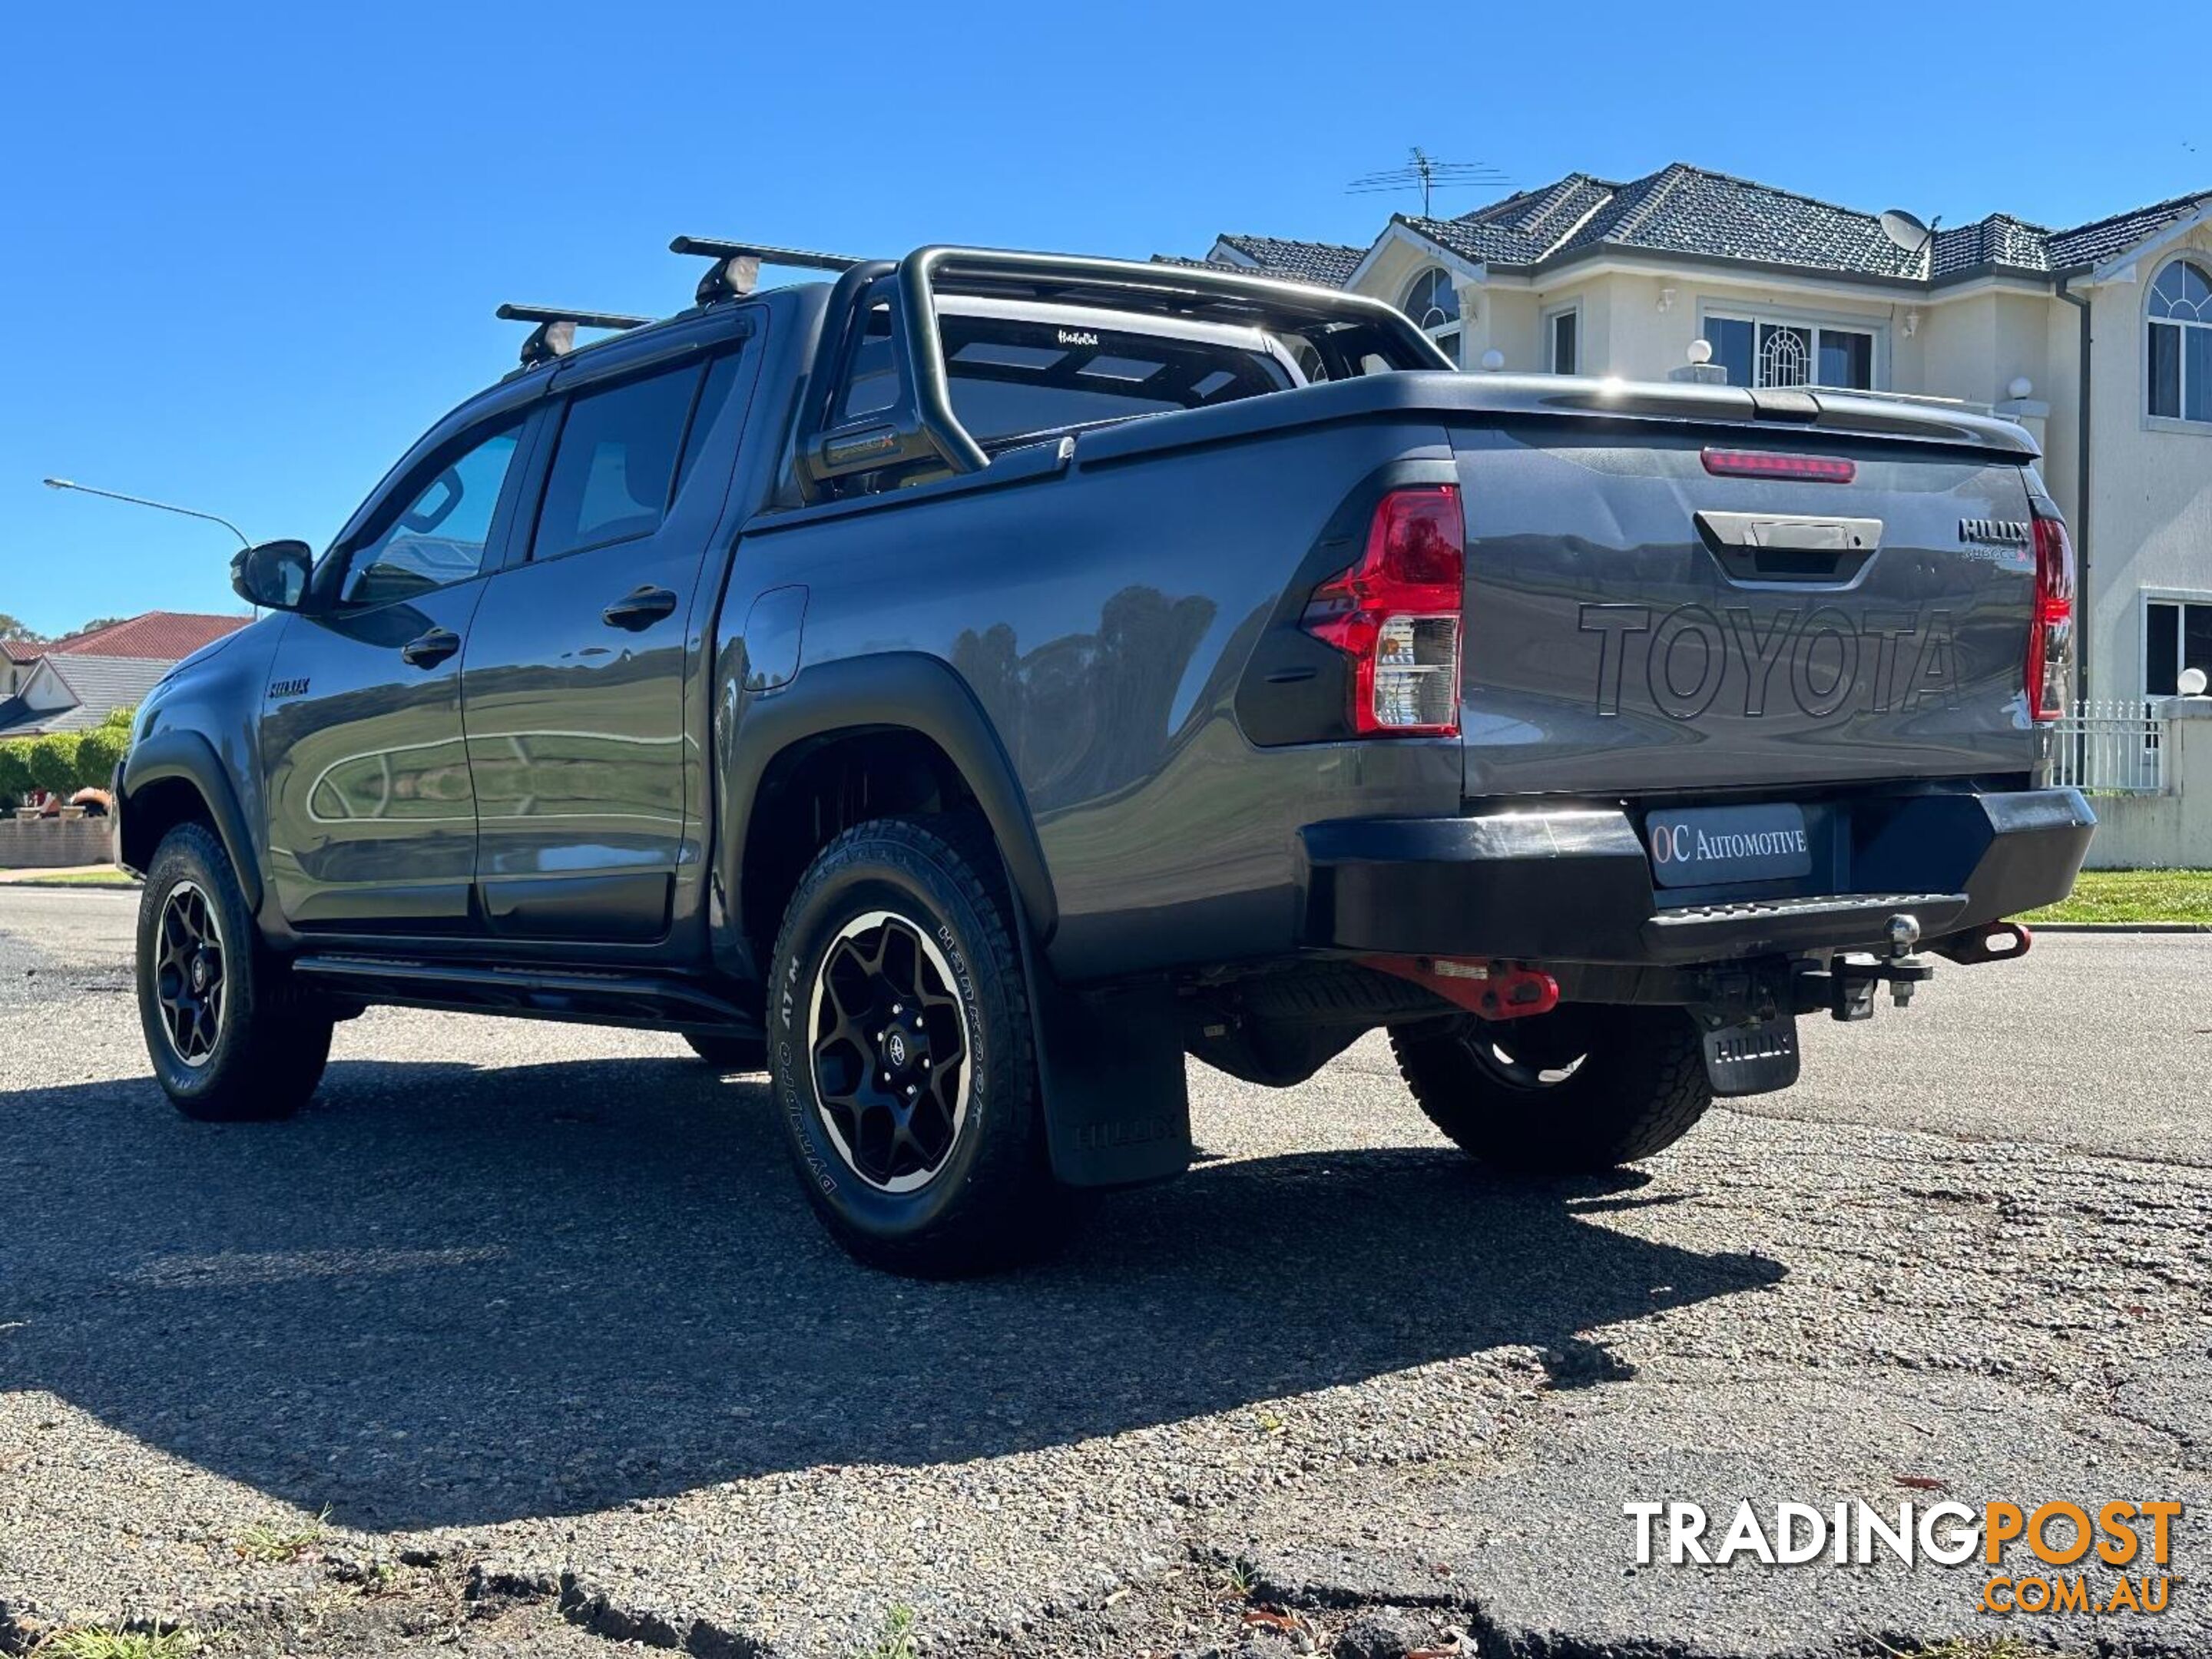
[41,478,253,550]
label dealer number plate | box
[1646,803,1812,889]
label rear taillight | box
[1300,485,1464,736]
[2028,509,2076,723]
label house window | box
[1704,313,1878,391]
[2146,597,2212,695]
[1548,307,1579,375]
[1402,267,1462,365]
[2147,259,2212,423]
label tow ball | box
[1360,955,1561,1021]
[1797,912,1939,1022]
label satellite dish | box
[1879,208,1932,254]
[2180,666,2210,697]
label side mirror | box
[230,540,314,611]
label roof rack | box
[495,303,654,369]
[669,237,869,304]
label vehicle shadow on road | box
[2,1054,1783,1531]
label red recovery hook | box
[1361,955,1561,1021]
[1930,920,2032,966]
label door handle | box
[399,628,461,669]
[604,585,679,631]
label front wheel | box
[767,813,1056,1276]
[1391,1004,1713,1173]
[137,823,333,1122]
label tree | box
[75,616,129,637]
[75,724,127,791]
[25,733,81,800]
[0,614,45,644]
[0,743,30,810]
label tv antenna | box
[1346,147,1511,219]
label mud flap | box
[1012,906,1192,1187]
[1699,1012,1801,1098]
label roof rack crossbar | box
[670,236,869,303]
[495,303,654,369]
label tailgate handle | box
[1696,511,1883,581]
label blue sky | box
[2,0,2204,636]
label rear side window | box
[834,300,901,422]
[939,315,1292,443]
[532,363,705,560]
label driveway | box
[2,887,2207,1657]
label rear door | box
[260,413,535,931]
[459,324,757,942]
[1454,425,2045,797]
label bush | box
[75,724,126,790]
[0,742,28,810]
[26,733,82,800]
[104,704,136,730]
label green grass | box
[854,1606,918,1659]
[36,1628,200,1659]
[233,1506,330,1564]
[2022,868,2212,925]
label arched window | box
[2147,258,2212,422]
[1402,267,1462,365]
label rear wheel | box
[1391,1004,1712,1173]
[767,813,1056,1276]
[137,823,333,1122]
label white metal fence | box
[2048,700,2167,795]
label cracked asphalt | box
[2,886,2207,1657]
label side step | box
[290,953,763,1038]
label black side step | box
[290,954,763,1037]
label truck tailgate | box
[1454,425,2044,797]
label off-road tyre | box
[767,812,1057,1276]
[1391,1004,1712,1173]
[684,1032,768,1072]
[137,822,333,1122]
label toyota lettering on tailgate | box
[1578,602,1957,720]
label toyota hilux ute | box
[115,240,2094,1273]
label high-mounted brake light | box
[1702,448,1856,484]
[2027,508,2076,723]
[1300,485,1464,736]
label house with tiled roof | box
[48,611,249,661]
[0,611,247,740]
[1,638,42,700]
[1170,163,2212,706]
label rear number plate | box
[1647,803,1811,889]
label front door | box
[461,334,755,942]
[260,416,530,930]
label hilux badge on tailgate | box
[1959,518,2031,547]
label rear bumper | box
[1296,787,2095,966]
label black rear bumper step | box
[290,954,762,1036]
[1296,787,2094,967]
[1643,892,1968,962]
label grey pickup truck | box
[115,240,2093,1273]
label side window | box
[341,424,522,607]
[834,300,900,422]
[673,348,747,501]
[531,362,705,561]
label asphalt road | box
[2,886,2207,1657]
